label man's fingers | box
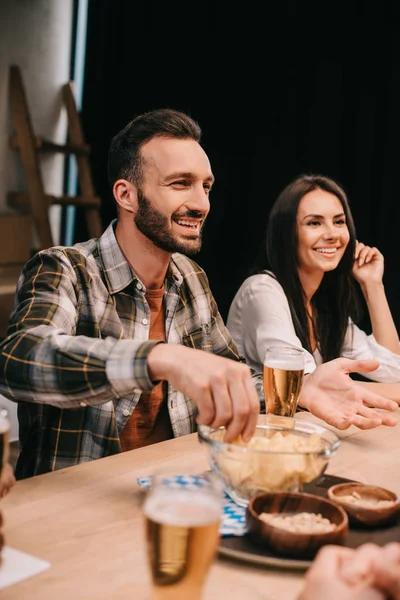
[240,375,260,442]
[207,379,233,429]
[195,387,216,427]
[316,408,355,430]
[338,358,380,374]
[361,391,398,412]
[223,380,251,443]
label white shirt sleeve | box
[227,273,316,376]
[341,320,400,382]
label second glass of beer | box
[263,346,305,417]
[143,466,223,600]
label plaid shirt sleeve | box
[0,250,161,408]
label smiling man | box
[0,109,261,479]
[0,111,397,480]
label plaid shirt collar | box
[99,219,184,295]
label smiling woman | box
[226,174,400,383]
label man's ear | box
[113,179,138,214]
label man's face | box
[134,137,214,255]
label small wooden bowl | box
[246,491,348,558]
[327,483,400,527]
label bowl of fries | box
[198,417,340,507]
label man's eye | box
[203,183,212,191]
[171,180,189,187]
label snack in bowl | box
[327,482,400,527]
[198,419,340,507]
[246,491,348,558]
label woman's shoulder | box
[236,271,284,296]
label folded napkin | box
[0,547,50,590]
[137,475,247,536]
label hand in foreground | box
[352,241,384,286]
[0,510,4,566]
[0,462,16,498]
[147,344,260,442]
[299,358,398,430]
[298,543,400,600]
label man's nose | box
[188,186,210,213]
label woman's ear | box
[113,179,138,214]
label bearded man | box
[0,109,395,479]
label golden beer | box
[0,411,10,476]
[144,489,220,600]
[263,366,304,418]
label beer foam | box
[264,358,304,370]
[144,489,221,527]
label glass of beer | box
[0,408,10,478]
[263,346,305,418]
[143,466,223,600]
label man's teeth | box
[315,248,337,254]
[176,220,198,229]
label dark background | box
[76,0,400,329]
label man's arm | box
[0,250,162,408]
[0,251,260,442]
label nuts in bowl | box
[197,418,340,507]
[327,482,400,527]
[246,491,348,558]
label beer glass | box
[143,466,223,600]
[0,408,10,478]
[263,346,305,418]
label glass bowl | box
[198,417,341,507]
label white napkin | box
[0,546,50,590]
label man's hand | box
[147,344,260,442]
[299,358,398,430]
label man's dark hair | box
[107,108,202,189]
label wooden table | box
[2,408,400,600]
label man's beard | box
[134,189,204,256]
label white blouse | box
[226,272,400,383]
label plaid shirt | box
[0,221,262,479]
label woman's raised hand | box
[352,241,384,285]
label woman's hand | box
[352,241,384,286]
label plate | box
[218,474,400,570]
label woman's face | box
[296,188,350,276]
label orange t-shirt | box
[119,286,173,451]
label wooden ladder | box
[8,64,103,249]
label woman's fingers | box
[355,241,383,266]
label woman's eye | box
[307,220,320,226]
[335,219,346,225]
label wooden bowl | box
[327,483,400,527]
[246,491,348,558]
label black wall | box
[79,0,400,328]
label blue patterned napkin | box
[137,474,247,537]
